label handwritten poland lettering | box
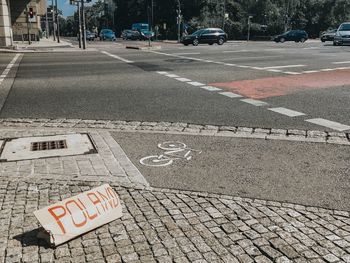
[34,184,123,246]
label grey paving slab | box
[111,131,350,212]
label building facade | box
[0,0,46,47]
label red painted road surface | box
[210,69,350,99]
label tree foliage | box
[62,0,350,39]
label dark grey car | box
[182,28,227,46]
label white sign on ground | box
[34,184,122,246]
[140,141,201,167]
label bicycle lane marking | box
[140,141,201,167]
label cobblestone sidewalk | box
[1,178,350,263]
[0,121,349,263]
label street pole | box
[55,0,60,43]
[151,0,154,31]
[52,0,56,41]
[147,6,151,47]
[247,16,252,42]
[222,0,225,29]
[77,1,82,48]
[176,0,181,43]
[45,11,49,38]
[26,5,31,45]
[81,0,86,49]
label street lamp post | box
[247,15,253,41]
[55,0,60,43]
[52,0,55,41]
[176,0,181,43]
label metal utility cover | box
[0,134,96,162]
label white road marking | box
[223,50,249,53]
[332,61,350,64]
[263,64,306,69]
[306,118,350,131]
[219,92,242,98]
[175,77,192,82]
[284,71,302,75]
[334,67,350,70]
[157,71,168,75]
[100,51,134,63]
[267,69,283,72]
[320,68,335,72]
[223,55,281,61]
[268,107,306,117]
[241,99,269,106]
[0,54,21,85]
[188,81,205,86]
[173,52,200,55]
[165,74,180,78]
[302,70,319,74]
[201,86,222,91]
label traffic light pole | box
[52,0,56,41]
[26,5,31,45]
[81,0,86,49]
[55,0,60,43]
[77,1,82,48]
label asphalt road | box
[111,131,350,211]
[0,40,349,132]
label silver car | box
[333,22,350,46]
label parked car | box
[273,30,308,43]
[131,23,154,40]
[121,29,141,40]
[320,29,337,42]
[181,28,227,46]
[77,30,95,41]
[333,22,350,46]
[99,29,116,41]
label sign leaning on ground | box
[34,184,122,246]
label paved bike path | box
[111,131,350,211]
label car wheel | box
[193,39,199,46]
[300,38,306,43]
[217,38,224,45]
[280,37,285,43]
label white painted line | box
[251,67,264,70]
[100,51,134,63]
[302,70,319,74]
[267,69,283,72]
[0,75,6,78]
[332,61,350,64]
[241,99,269,106]
[224,63,237,66]
[2,69,10,75]
[223,50,249,53]
[172,52,200,55]
[219,92,242,98]
[175,77,192,82]
[284,71,302,75]
[334,67,350,70]
[0,78,4,82]
[188,81,205,87]
[200,86,222,91]
[165,74,180,78]
[156,71,169,75]
[320,68,335,72]
[268,107,306,117]
[306,118,350,131]
[263,65,306,69]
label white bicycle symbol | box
[140,141,201,167]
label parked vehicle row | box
[333,22,350,46]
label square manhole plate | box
[0,133,97,162]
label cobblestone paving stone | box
[0,129,148,189]
[0,120,349,262]
[0,118,349,145]
[0,179,350,263]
